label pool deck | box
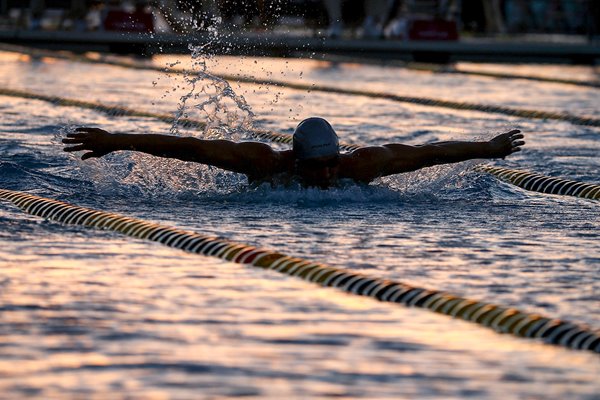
[0,29,598,64]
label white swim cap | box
[293,117,339,160]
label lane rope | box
[2,44,599,127]
[404,62,600,89]
[1,188,599,353]
[0,86,359,150]
[0,87,597,201]
[289,54,600,89]
[3,43,598,89]
[474,165,600,200]
[0,87,208,129]
[246,83,600,127]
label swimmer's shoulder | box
[247,149,294,183]
[337,151,376,183]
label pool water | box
[0,49,599,398]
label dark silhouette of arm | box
[344,130,524,182]
[63,127,280,177]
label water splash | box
[59,117,490,200]
[169,41,255,141]
[55,38,507,200]
[129,37,259,195]
[58,35,260,197]
[380,160,480,197]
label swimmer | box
[63,117,525,189]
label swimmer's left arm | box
[389,129,524,174]
[346,130,524,181]
[419,129,523,161]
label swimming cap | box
[292,117,339,160]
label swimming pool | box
[0,48,599,398]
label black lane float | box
[474,165,600,200]
[1,188,599,354]
[4,43,599,89]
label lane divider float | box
[3,43,598,89]
[1,188,599,354]
[406,63,600,89]
[475,165,600,200]
[0,87,357,150]
[1,44,599,128]
[301,54,600,89]
[0,87,207,129]
[248,84,600,128]
[1,87,597,201]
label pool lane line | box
[1,44,599,128]
[3,43,598,89]
[1,189,598,354]
[1,86,597,201]
[0,86,314,150]
[295,53,600,89]
[280,87,600,128]
[436,67,600,89]
[0,87,207,129]
[372,62,600,89]
[0,87,358,150]
[474,165,600,200]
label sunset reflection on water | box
[0,48,599,398]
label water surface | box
[0,50,599,399]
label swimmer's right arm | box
[63,127,280,176]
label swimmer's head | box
[293,117,341,189]
[293,117,339,161]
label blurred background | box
[1,0,598,41]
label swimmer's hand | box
[488,130,525,159]
[62,127,115,160]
